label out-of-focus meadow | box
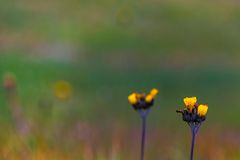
[1,0,240,159]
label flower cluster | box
[128,88,158,110]
[177,97,208,124]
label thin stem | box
[138,109,150,160]
[140,115,147,160]
[190,128,196,160]
[189,123,201,160]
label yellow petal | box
[197,104,208,117]
[145,94,153,103]
[128,93,138,105]
[183,97,197,111]
[150,88,158,98]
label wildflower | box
[197,104,208,117]
[145,94,153,103]
[183,97,197,112]
[128,93,138,105]
[176,96,208,160]
[128,88,158,111]
[128,88,158,160]
[150,88,158,97]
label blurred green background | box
[0,0,240,159]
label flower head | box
[128,93,138,105]
[197,104,208,117]
[183,97,197,111]
[128,88,158,110]
[150,88,158,98]
[145,94,153,103]
[177,96,208,124]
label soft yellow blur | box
[150,88,158,98]
[128,93,138,105]
[145,94,153,103]
[197,104,208,117]
[54,80,72,100]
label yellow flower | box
[145,95,153,103]
[54,80,72,100]
[150,88,158,98]
[128,93,138,105]
[197,104,208,117]
[183,97,197,111]
[145,88,159,103]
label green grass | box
[1,0,240,55]
[0,54,240,128]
